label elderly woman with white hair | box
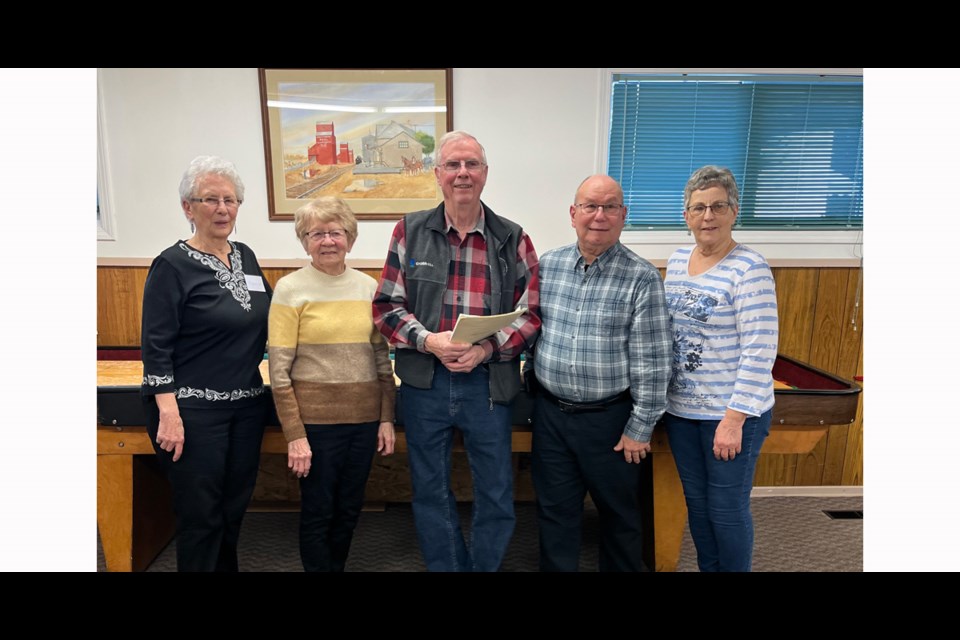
[141,155,272,572]
[268,196,395,572]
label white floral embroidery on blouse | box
[179,241,252,311]
[142,373,174,387]
[175,386,265,401]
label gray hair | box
[178,156,245,203]
[294,197,358,251]
[435,130,487,165]
[684,165,739,210]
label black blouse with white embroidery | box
[140,240,272,408]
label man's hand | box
[613,434,651,464]
[424,331,473,362]
[444,345,486,373]
[425,331,486,373]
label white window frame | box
[97,75,117,242]
[596,68,864,259]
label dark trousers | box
[146,398,266,572]
[531,393,646,572]
[298,422,379,572]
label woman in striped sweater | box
[662,166,779,572]
[268,197,396,572]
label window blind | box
[608,74,863,230]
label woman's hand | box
[713,409,747,461]
[288,437,312,478]
[377,421,396,457]
[155,393,185,462]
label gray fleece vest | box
[394,202,525,404]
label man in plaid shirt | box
[373,131,540,572]
[527,174,671,571]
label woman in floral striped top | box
[662,166,779,572]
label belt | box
[537,385,631,414]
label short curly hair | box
[293,197,358,251]
[178,155,245,203]
[683,165,739,210]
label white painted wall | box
[97,68,862,263]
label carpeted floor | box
[97,495,862,572]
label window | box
[607,74,863,230]
[398,140,409,149]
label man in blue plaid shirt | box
[527,174,671,572]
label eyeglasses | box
[440,159,486,173]
[686,202,732,217]
[305,229,347,242]
[576,203,623,215]
[190,196,241,209]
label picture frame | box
[258,68,453,221]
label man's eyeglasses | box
[576,203,623,215]
[440,159,486,173]
[190,196,241,209]
[305,229,347,242]
[686,202,732,217]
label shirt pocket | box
[595,301,633,337]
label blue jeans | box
[400,365,515,572]
[663,409,772,572]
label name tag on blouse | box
[245,275,266,292]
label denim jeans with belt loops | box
[400,365,515,572]
[663,409,772,572]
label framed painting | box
[258,68,453,221]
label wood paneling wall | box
[97,268,149,347]
[756,267,864,487]
[98,264,864,487]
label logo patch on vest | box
[409,259,435,268]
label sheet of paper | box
[450,307,526,344]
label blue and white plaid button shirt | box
[532,242,672,441]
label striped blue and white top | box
[663,244,778,420]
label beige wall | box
[97,68,863,264]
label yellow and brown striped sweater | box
[268,265,395,443]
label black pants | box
[299,422,379,572]
[531,393,646,572]
[146,398,266,572]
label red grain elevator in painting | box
[308,123,354,165]
[308,123,337,165]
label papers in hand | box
[450,308,526,344]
